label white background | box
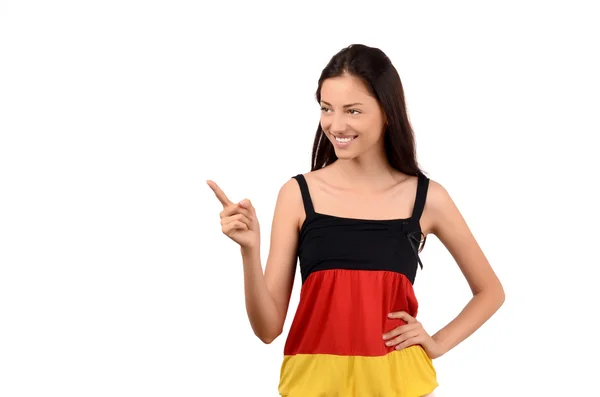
[1,1,599,396]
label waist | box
[284,268,419,357]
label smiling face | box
[319,73,388,161]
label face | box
[319,73,387,160]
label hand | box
[382,311,445,359]
[207,180,260,249]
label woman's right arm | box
[239,179,303,344]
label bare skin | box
[207,72,505,358]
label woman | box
[207,44,505,397]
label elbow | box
[475,279,505,309]
[498,283,506,306]
[256,327,283,345]
[259,335,277,344]
[495,276,505,302]
[491,280,505,310]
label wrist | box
[240,242,260,256]
[431,333,450,356]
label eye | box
[348,109,361,115]
[320,106,331,112]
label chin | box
[333,150,358,160]
[328,135,363,160]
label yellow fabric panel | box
[278,345,437,397]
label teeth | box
[335,136,355,143]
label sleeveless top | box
[278,173,438,397]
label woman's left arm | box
[422,180,505,357]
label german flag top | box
[278,173,438,397]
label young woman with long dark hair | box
[208,44,505,397]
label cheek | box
[369,118,386,136]
[353,119,381,138]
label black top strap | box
[411,172,430,221]
[292,174,315,217]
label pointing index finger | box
[206,180,233,207]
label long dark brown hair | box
[311,44,423,176]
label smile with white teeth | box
[335,136,357,143]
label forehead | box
[320,74,375,104]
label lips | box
[333,135,358,142]
[331,134,358,148]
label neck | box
[331,150,397,187]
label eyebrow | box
[320,101,363,108]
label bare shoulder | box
[278,176,302,197]
[274,176,305,230]
[425,178,453,210]
[276,176,303,210]
[421,178,458,235]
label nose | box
[328,112,347,134]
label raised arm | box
[241,179,303,343]
[208,178,302,344]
